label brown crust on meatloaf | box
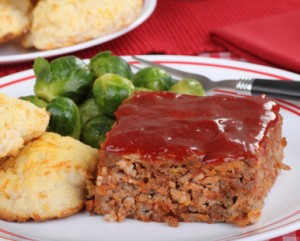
[91,115,287,227]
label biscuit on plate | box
[0,0,32,43]
[0,132,98,222]
[22,0,143,50]
[0,93,49,160]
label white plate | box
[0,55,300,241]
[0,0,156,64]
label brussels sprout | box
[34,56,94,104]
[46,97,81,139]
[134,87,152,92]
[81,115,114,148]
[93,73,134,117]
[20,95,48,108]
[169,79,206,96]
[89,51,133,79]
[79,98,104,124]
[132,67,175,91]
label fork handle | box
[236,78,300,100]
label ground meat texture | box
[90,92,288,227]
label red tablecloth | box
[0,1,299,240]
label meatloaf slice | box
[89,92,288,227]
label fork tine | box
[132,56,212,89]
[132,56,194,79]
[130,64,142,71]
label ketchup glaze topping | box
[103,91,280,163]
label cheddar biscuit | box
[0,93,49,159]
[0,132,98,222]
[22,0,143,50]
[0,0,32,43]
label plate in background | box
[0,0,156,64]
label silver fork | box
[132,56,300,101]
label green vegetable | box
[93,73,134,117]
[46,97,81,139]
[81,115,115,148]
[169,79,205,96]
[20,95,48,108]
[134,87,152,92]
[132,67,175,91]
[79,98,104,125]
[34,56,94,104]
[89,51,133,79]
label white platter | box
[0,0,156,64]
[0,55,300,241]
